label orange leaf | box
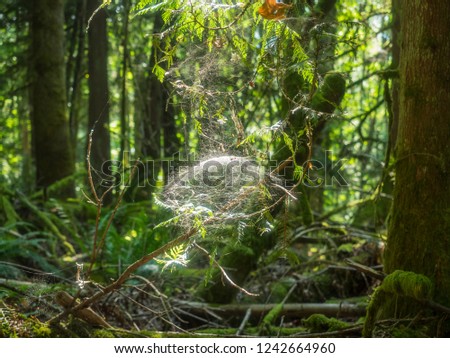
[258,0,292,20]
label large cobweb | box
[158,39,284,229]
[162,155,281,224]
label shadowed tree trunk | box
[119,0,130,163]
[140,15,165,161]
[389,0,400,151]
[67,0,87,150]
[30,0,75,198]
[365,0,450,337]
[86,0,112,196]
[131,13,178,201]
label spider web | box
[159,37,283,231]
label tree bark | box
[389,0,401,150]
[30,0,75,198]
[86,0,112,194]
[371,0,450,335]
[68,0,87,149]
[130,14,178,201]
[119,0,130,163]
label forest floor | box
[1,189,436,337]
[1,233,386,338]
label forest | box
[0,0,449,338]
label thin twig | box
[86,1,108,33]
[272,182,297,200]
[95,160,140,261]
[194,243,259,297]
[86,130,100,203]
[236,308,252,336]
[115,288,188,333]
[86,129,102,275]
[344,258,385,281]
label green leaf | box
[152,64,166,82]
[282,132,295,154]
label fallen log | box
[172,300,367,319]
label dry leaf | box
[258,0,292,20]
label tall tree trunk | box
[144,15,165,162]
[130,13,178,201]
[86,0,112,196]
[366,0,450,336]
[30,0,75,198]
[119,0,130,164]
[68,0,86,149]
[389,0,400,150]
[162,85,179,180]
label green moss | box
[364,270,434,337]
[391,326,427,338]
[311,72,346,114]
[263,303,284,325]
[363,287,385,337]
[197,326,307,337]
[269,282,289,303]
[382,270,433,300]
[92,329,116,338]
[275,326,308,335]
[138,331,214,338]
[0,319,12,338]
[32,321,52,338]
[303,314,349,333]
[0,311,53,338]
[258,303,284,336]
[195,328,236,335]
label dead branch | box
[344,258,385,280]
[194,242,258,297]
[236,308,252,336]
[55,291,112,328]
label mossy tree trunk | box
[86,0,112,196]
[30,0,75,198]
[374,0,450,331]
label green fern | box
[154,243,189,271]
